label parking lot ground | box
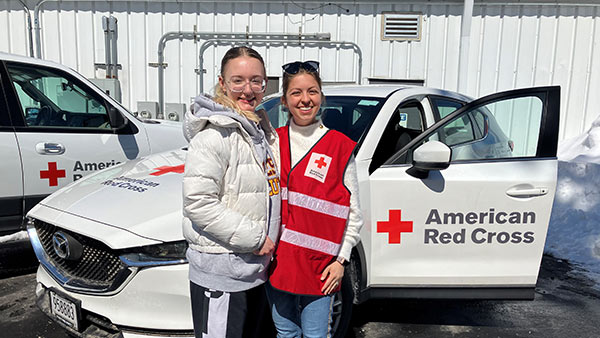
[349,255,600,338]
[0,239,62,338]
[1,240,599,338]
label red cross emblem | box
[377,209,413,244]
[40,162,66,187]
[315,157,328,169]
[150,164,185,176]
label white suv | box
[0,52,187,236]
[27,85,560,337]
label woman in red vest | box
[267,61,364,338]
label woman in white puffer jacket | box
[182,46,280,338]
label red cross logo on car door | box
[377,209,414,244]
[40,162,66,187]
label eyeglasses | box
[282,60,320,75]
[225,77,266,93]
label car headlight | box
[119,241,188,267]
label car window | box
[369,101,425,173]
[472,108,486,137]
[440,113,477,147]
[430,97,464,119]
[259,96,384,143]
[397,95,544,164]
[6,63,111,129]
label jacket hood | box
[183,94,263,143]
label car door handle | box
[36,142,66,155]
[506,187,548,197]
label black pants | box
[190,282,275,338]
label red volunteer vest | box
[269,126,356,295]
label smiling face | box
[282,72,322,126]
[218,56,266,112]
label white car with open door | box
[26,84,560,338]
[356,86,559,301]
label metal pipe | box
[110,16,118,79]
[157,32,197,118]
[17,0,34,57]
[102,16,112,78]
[33,0,50,58]
[458,0,474,94]
[197,38,363,94]
[156,31,333,115]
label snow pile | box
[0,230,28,243]
[546,162,600,278]
[558,117,600,163]
[547,114,600,286]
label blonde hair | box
[213,46,265,123]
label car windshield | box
[259,96,384,143]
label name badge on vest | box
[304,153,332,183]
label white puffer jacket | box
[182,95,278,254]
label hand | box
[253,236,275,256]
[320,261,345,295]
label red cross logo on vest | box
[377,209,413,244]
[315,157,328,169]
[304,153,332,183]
[40,162,66,187]
[150,164,185,176]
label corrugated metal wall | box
[0,1,598,141]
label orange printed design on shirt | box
[265,154,280,196]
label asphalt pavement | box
[348,255,600,338]
[1,238,599,338]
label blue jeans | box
[265,282,334,338]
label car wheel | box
[330,272,353,338]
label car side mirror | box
[108,106,128,131]
[406,140,451,179]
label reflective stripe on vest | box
[280,187,350,220]
[279,228,341,256]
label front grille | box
[35,220,131,292]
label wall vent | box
[381,12,422,41]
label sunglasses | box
[282,60,320,75]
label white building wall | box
[0,1,598,141]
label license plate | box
[49,289,79,331]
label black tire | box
[0,238,38,279]
[330,272,353,338]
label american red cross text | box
[40,162,66,187]
[150,164,185,176]
[377,209,413,244]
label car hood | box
[143,119,188,154]
[36,149,187,244]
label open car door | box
[367,86,560,299]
